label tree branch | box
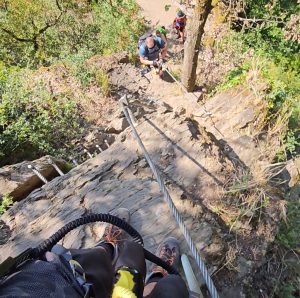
[55,0,63,12]
[0,27,34,42]
[1,5,64,52]
[235,16,285,25]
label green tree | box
[0,0,144,67]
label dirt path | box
[136,0,177,28]
[135,0,187,111]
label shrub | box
[209,0,300,158]
[0,194,13,215]
[95,70,110,97]
[0,0,145,165]
[0,70,82,166]
[276,197,300,252]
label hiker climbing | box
[155,26,168,47]
[0,208,192,298]
[138,34,167,78]
[173,10,187,43]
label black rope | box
[33,213,143,256]
[144,249,178,275]
[0,213,179,278]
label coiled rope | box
[0,213,179,278]
[121,99,219,298]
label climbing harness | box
[0,213,179,280]
[121,97,220,298]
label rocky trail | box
[0,2,293,298]
[0,51,286,297]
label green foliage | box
[62,50,97,87]
[95,70,110,96]
[275,193,300,298]
[62,52,111,95]
[0,0,145,67]
[164,4,171,11]
[0,70,82,165]
[260,60,300,157]
[0,194,13,215]
[277,283,298,298]
[213,0,300,157]
[242,0,300,118]
[168,69,181,81]
[92,1,145,56]
[64,162,75,172]
[276,197,300,252]
[0,0,145,165]
[214,63,250,93]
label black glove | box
[152,60,159,68]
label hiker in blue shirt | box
[139,36,167,78]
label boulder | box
[0,156,68,201]
[106,117,129,134]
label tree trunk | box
[181,0,212,92]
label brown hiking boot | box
[150,237,181,277]
[102,208,130,246]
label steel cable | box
[122,102,219,298]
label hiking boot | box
[102,208,130,246]
[150,237,181,277]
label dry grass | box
[95,69,110,97]
[213,245,240,275]
[222,163,286,232]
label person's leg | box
[176,27,181,39]
[71,240,147,298]
[115,240,146,297]
[145,274,189,298]
[70,208,132,298]
[179,28,185,43]
[143,237,189,298]
[70,244,114,298]
[161,47,167,59]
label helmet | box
[177,10,185,17]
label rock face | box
[0,88,284,297]
[0,42,286,296]
[0,156,68,201]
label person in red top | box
[173,10,187,43]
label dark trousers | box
[71,240,189,298]
[144,275,189,298]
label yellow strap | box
[112,286,136,298]
[112,270,137,298]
